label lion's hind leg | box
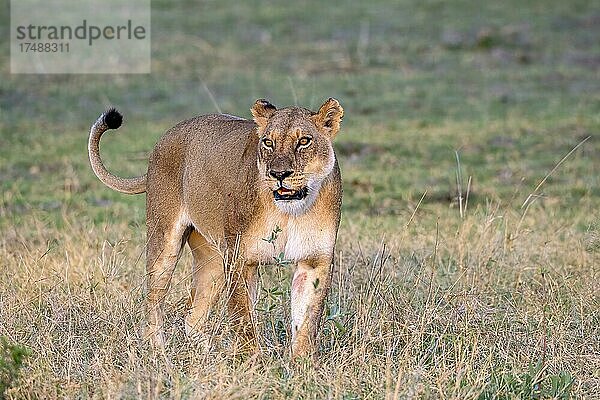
[185,230,225,343]
[145,212,191,347]
[226,260,259,354]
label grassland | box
[1,0,599,398]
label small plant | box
[262,225,282,247]
[256,286,285,313]
[479,362,574,400]
[273,252,292,268]
[0,336,30,397]
[324,304,347,336]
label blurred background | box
[0,0,598,230]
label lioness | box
[88,98,343,358]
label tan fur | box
[88,98,344,359]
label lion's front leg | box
[290,255,333,359]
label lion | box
[88,98,344,359]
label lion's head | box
[251,98,343,216]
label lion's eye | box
[297,136,312,148]
[262,138,274,149]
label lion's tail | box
[88,108,147,194]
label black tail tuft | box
[104,108,123,130]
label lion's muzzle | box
[274,186,308,201]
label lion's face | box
[252,99,343,216]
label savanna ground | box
[1,0,599,398]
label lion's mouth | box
[273,186,308,201]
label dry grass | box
[1,0,599,397]
[1,194,598,398]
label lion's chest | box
[243,213,333,265]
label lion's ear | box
[251,99,277,131]
[312,98,344,138]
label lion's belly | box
[243,214,335,265]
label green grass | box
[1,0,599,398]
[0,337,30,396]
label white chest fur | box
[244,211,335,264]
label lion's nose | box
[269,170,294,181]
